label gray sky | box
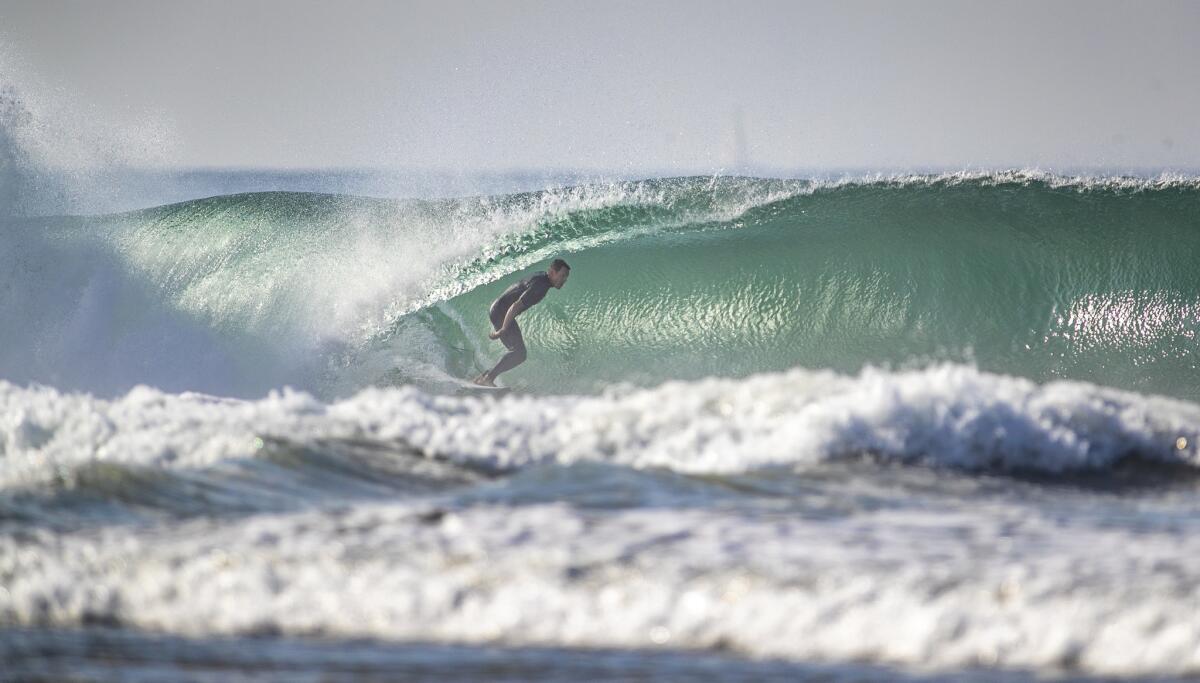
[1,0,1198,172]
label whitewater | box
[5,171,1200,681]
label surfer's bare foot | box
[473,374,496,387]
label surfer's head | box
[549,258,570,288]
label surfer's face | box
[550,267,570,288]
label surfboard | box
[455,384,511,397]
[441,373,512,397]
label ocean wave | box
[6,473,1200,676]
[2,174,1199,399]
[2,365,1197,501]
[418,174,1200,397]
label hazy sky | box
[1,0,1198,172]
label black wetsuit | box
[487,272,553,378]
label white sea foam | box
[806,168,1200,193]
[4,366,1200,675]
[4,486,1200,675]
[2,364,1197,495]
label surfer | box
[473,258,571,387]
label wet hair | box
[550,258,570,272]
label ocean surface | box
[3,171,1200,681]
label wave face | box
[430,175,1200,398]
[2,174,1199,400]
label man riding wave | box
[473,258,570,387]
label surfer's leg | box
[476,305,509,385]
[485,322,526,381]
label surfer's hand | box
[488,329,502,340]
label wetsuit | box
[487,271,553,378]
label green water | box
[428,178,1200,397]
[3,175,1198,398]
